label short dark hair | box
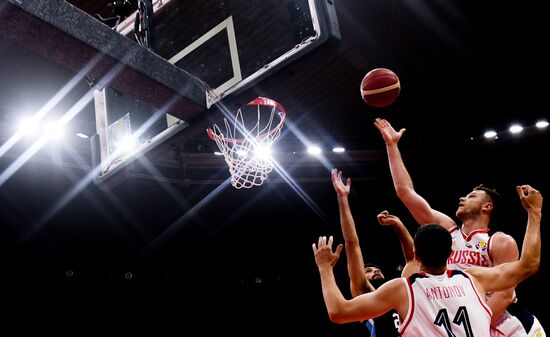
[473,184,500,205]
[473,184,501,217]
[414,224,452,268]
[364,263,381,270]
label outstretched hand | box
[313,235,343,268]
[331,169,350,198]
[376,210,404,227]
[374,118,406,145]
[516,185,543,211]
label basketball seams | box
[360,67,401,108]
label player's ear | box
[482,201,493,214]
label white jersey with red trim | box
[400,270,492,337]
[447,226,496,270]
[447,226,541,337]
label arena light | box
[253,144,272,160]
[307,145,322,155]
[536,120,549,129]
[43,122,64,140]
[18,117,40,136]
[483,130,497,139]
[114,135,136,154]
[509,124,523,134]
[332,147,345,153]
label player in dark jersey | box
[331,169,414,336]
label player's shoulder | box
[489,231,519,263]
[376,278,409,299]
[380,277,408,290]
[490,230,518,246]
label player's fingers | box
[516,185,526,198]
[334,244,343,258]
[318,236,325,247]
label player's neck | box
[419,265,447,276]
[461,216,489,235]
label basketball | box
[360,68,400,108]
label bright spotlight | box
[483,130,497,139]
[44,122,64,140]
[18,117,39,135]
[115,136,136,154]
[253,144,272,160]
[75,132,89,139]
[307,145,322,155]
[536,120,549,129]
[332,147,345,153]
[509,124,523,134]
[108,113,132,155]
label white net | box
[207,97,286,189]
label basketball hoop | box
[207,97,286,189]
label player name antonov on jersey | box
[425,285,467,300]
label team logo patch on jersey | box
[475,241,487,252]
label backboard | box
[90,0,339,186]
[116,0,340,108]
[91,86,190,186]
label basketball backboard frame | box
[91,0,340,187]
[115,0,340,108]
[91,87,191,186]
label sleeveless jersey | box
[447,226,496,270]
[400,270,492,337]
[446,225,544,337]
[362,310,401,337]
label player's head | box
[414,224,452,269]
[364,263,386,288]
[364,263,385,281]
[456,184,500,222]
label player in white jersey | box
[448,226,494,269]
[449,226,545,337]
[313,184,542,337]
[400,269,491,337]
[374,118,545,337]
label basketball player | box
[331,169,414,336]
[313,184,542,337]
[373,118,545,337]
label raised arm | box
[313,235,406,323]
[468,185,542,293]
[377,210,418,277]
[484,232,518,323]
[377,210,414,262]
[374,118,455,229]
[331,169,374,296]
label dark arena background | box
[0,0,547,334]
